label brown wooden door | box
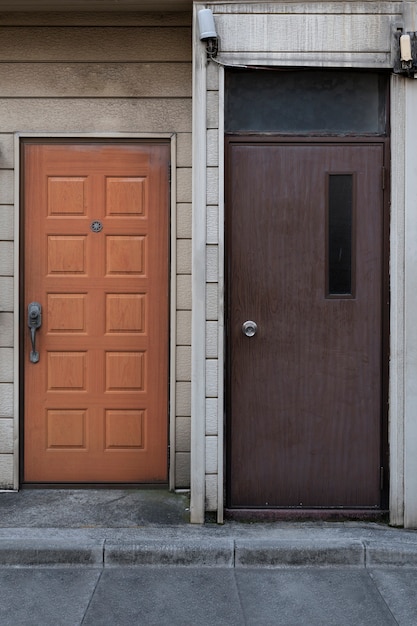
[227,140,385,508]
[23,141,169,483]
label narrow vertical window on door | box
[326,173,355,297]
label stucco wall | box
[0,11,192,489]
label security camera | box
[197,8,218,57]
[197,8,217,41]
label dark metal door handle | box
[27,302,42,363]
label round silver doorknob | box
[242,320,258,337]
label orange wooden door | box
[23,142,169,483]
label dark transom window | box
[225,69,388,134]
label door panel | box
[24,142,169,483]
[227,141,384,508]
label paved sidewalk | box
[0,489,417,568]
[1,490,417,624]
[1,566,417,625]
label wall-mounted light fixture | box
[197,8,218,58]
[400,34,413,67]
[394,30,417,77]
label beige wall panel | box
[0,349,13,382]
[0,12,191,26]
[207,61,219,91]
[205,474,217,511]
[206,245,218,283]
[0,171,13,204]
[177,310,191,346]
[206,398,217,436]
[207,92,219,129]
[206,321,218,359]
[0,134,14,168]
[0,313,13,347]
[0,207,13,241]
[206,283,218,321]
[177,203,192,239]
[176,415,191,451]
[206,359,218,398]
[0,1,191,12]
[177,239,192,274]
[0,419,13,454]
[175,451,190,487]
[0,454,13,488]
[207,129,218,167]
[0,99,191,132]
[207,206,219,245]
[177,275,192,310]
[177,132,192,167]
[0,27,191,61]
[176,382,191,415]
[212,2,401,16]
[0,278,13,312]
[0,383,13,416]
[0,242,13,276]
[176,168,192,203]
[205,436,217,474]
[207,168,218,205]
[0,63,191,98]
[216,14,392,54]
[176,346,191,381]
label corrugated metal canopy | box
[0,0,192,10]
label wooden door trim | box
[18,136,175,488]
[224,135,390,512]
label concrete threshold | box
[1,491,417,568]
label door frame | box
[15,132,177,490]
[224,134,390,517]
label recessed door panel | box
[23,142,169,483]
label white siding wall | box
[0,11,192,489]
[191,0,405,521]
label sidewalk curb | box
[365,540,417,567]
[0,539,104,567]
[105,539,235,567]
[235,539,365,567]
[1,537,417,568]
